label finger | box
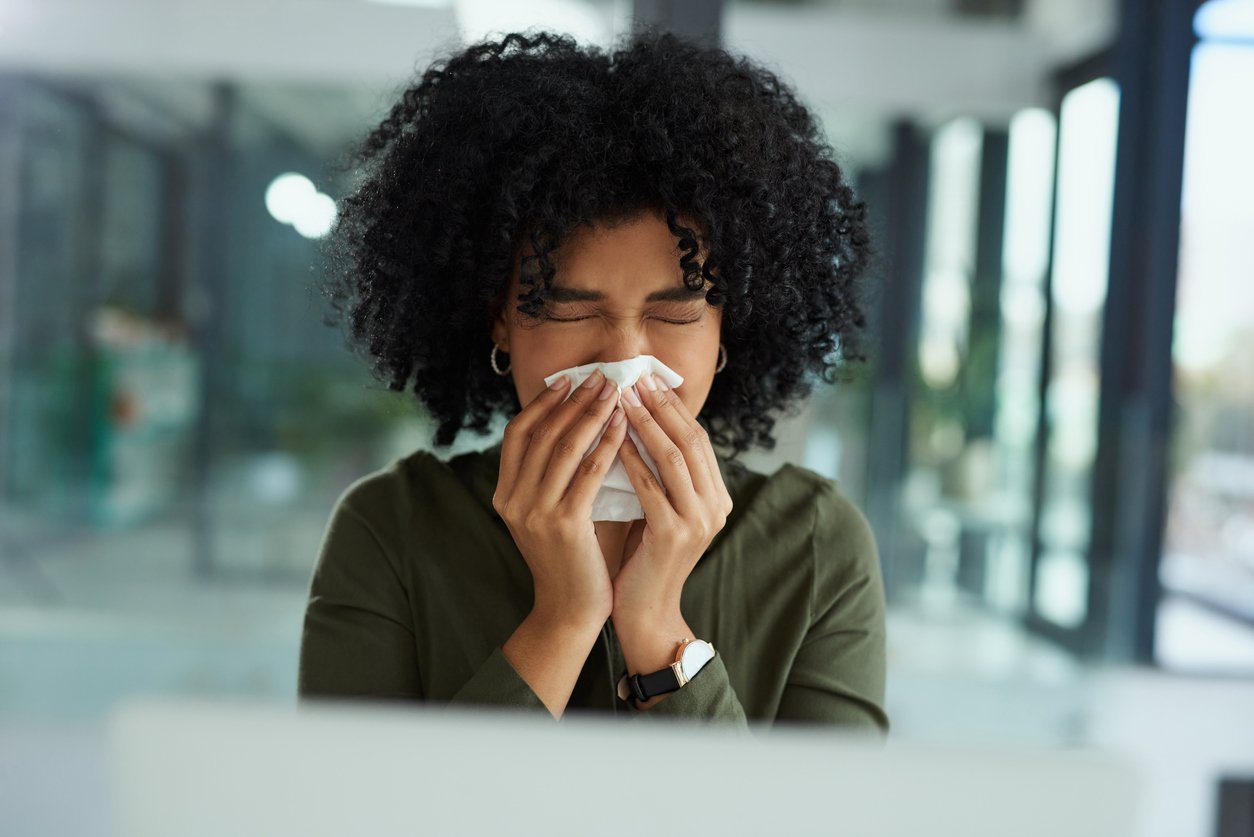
[620,382,701,519]
[560,404,629,514]
[497,374,571,503]
[616,432,679,529]
[649,374,732,512]
[535,374,623,507]
[636,374,716,501]
[516,370,615,501]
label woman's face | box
[491,209,723,417]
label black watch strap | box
[626,666,681,702]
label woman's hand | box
[611,373,734,636]
[493,370,629,628]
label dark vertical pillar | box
[1214,776,1254,837]
[0,78,19,541]
[965,129,1009,442]
[630,0,724,46]
[863,121,931,602]
[77,101,109,525]
[1088,0,1197,661]
[156,151,187,321]
[189,81,236,579]
[956,128,1009,598]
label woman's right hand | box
[492,369,628,628]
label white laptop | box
[105,697,1140,837]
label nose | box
[595,325,650,364]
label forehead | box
[543,284,707,304]
[516,211,707,299]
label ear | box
[489,305,509,351]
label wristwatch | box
[616,638,716,704]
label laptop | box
[105,697,1140,837]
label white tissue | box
[541,355,685,522]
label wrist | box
[611,594,684,637]
[527,601,607,639]
[613,610,694,680]
[616,631,713,712]
[531,583,611,629]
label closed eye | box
[549,315,700,325]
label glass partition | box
[1033,77,1120,630]
[983,108,1056,617]
[1158,30,1254,672]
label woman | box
[299,29,889,735]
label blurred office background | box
[2,1,1253,835]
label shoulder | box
[745,460,869,537]
[315,448,496,591]
[717,457,875,564]
[767,462,880,588]
[336,448,427,505]
[332,447,465,533]
[777,464,874,548]
[772,461,872,539]
[334,442,503,535]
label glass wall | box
[893,110,1061,621]
[902,117,984,609]
[1158,18,1254,672]
[1033,77,1121,631]
[0,75,429,716]
[983,108,1056,618]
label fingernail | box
[581,370,603,388]
[610,406,625,426]
[598,379,616,400]
[623,385,641,407]
[654,374,668,391]
[639,374,657,392]
[548,375,569,390]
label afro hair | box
[321,28,875,459]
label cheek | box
[668,357,715,404]
[657,323,718,382]
[670,374,714,422]
[509,331,588,394]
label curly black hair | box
[321,28,875,459]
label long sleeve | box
[626,478,889,736]
[448,645,550,710]
[773,480,890,736]
[298,497,423,701]
[297,481,550,716]
[623,650,751,727]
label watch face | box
[679,640,715,679]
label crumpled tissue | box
[541,354,684,522]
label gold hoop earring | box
[490,344,511,376]
[715,343,727,374]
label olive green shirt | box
[298,440,889,735]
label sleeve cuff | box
[448,645,553,716]
[626,652,749,726]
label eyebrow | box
[545,285,707,303]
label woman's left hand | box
[611,373,734,633]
